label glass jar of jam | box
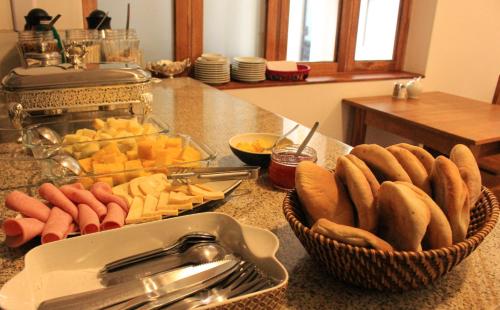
[268,144,317,190]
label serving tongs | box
[167,166,260,185]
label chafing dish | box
[1,63,153,128]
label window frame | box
[266,0,412,76]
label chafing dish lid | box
[1,63,151,91]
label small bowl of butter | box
[229,133,293,167]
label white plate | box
[233,56,266,64]
[0,212,288,310]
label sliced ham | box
[67,183,85,190]
[5,191,51,222]
[59,185,107,220]
[91,182,129,213]
[39,183,78,221]
[41,207,73,244]
[3,218,45,248]
[77,204,100,235]
[101,202,127,231]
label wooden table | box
[343,92,500,158]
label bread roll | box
[295,161,355,227]
[345,154,380,197]
[431,156,470,243]
[336,156,377,233]
[312,218,393,251]
[387,145,432,195]
[350,144,412,183]
[450,144,482,208]
[395,182,452,249]
[377,181,431,251]
[395,143,435,175]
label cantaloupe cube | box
[78,157,93,173]
[138,139,155,160]
[124,160,144,180]
[142,160,156,168]
[143,123,158,134]
[96,176,114,187]
[92,162,124,174]
[165,137,182,148]
[76,128,97,138]
[166,147,183,160]
[126,149,138,160]
[155,149,174,166]
[181,146,202,162]
[93,118,107,130]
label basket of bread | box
[283,143,499,291]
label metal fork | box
[139,261,270,310]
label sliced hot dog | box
[91,182,129,213]
[3,218,45,248]
[5,191,51,222]
[39,183,78,221]
[41,207,73,244]
[59,185,107,220]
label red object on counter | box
[268,145,317,190]
[266,64,311,81]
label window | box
[266,0,411,75]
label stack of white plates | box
[194,55,230,84]
[231,57,266,82]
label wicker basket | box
[283,187,499,291]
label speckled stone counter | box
[0,78,498,309]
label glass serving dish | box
[44,132,217,186]
[22,114,169,159]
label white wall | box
[423,0,500,102]
[98,0,174,62]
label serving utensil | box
[36,126,62,145]
[163,261,269,310]
[51,154,82,175]
[168,166,260,185]
[102,232,216,273]
[110,260,243,310]
[295,121,319,156]
[101,243,232,286]
[38,259,239,310]
[263,124,300,152]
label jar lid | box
[1,63,151,91]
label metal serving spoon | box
[35,126,62,145]
[52,154,82,176]
[263,123,300,152]
[102,232,217,273]
[100,242,233,286]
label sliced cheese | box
[170,184,190,195]
[157,192,170,209]
[188,184,224,201]
[169,191,192,204]
[166,202,193,210]
[112,182,133,205]
[155,209,178,217]
[129,176,148,197]
[125,196,144,224]
[129,214,162,224]
[143,194,159,216]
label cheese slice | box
[142,194,159,216]
[188,184,224,200]
[125,196,144,224]
[157,192,170,209]
[154,209,178,217]
[169,191,192,204]
[166,202,193,210]
[128,214,162,224]
[129,176,147,197]
[170,184,190,195]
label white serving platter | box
[0,212,288,310]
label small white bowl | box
[229,133,293,167]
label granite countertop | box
[0,78,498,309]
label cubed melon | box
[96,176,114,187]
[78,157,93,173]
[138,139,155,160]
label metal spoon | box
[51,154,82,176]
[264,123,300,152]
[100,243,232,286]
[36,126,62,145]
[102,232,217,273]
[295,121,319,156]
